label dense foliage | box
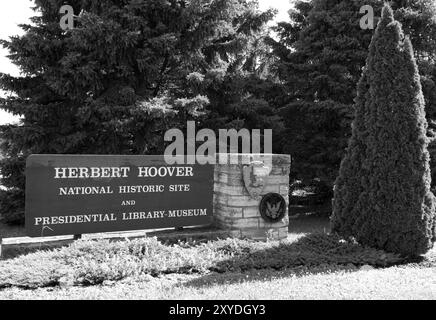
[332,5,436,256]
[0,0,280,223]
[269,0,436,186]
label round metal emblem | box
[259,193,286,223]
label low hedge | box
[0,233,404,289]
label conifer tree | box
[270,0,436,187]
[0,0,276,223]
[332,5,436,256]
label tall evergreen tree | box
[270,0,436,187]
[332,5,436,256]
[0,0,277,223]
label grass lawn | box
[0,213,435,300]
[0,255,434,300]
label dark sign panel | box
[25,155,214,237]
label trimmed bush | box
[332,5,436,256]
[0,235,404,289]
[0,251,67,289]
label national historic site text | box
[58,184,191,196]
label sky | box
[0,0,293,125]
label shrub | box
[332,5,436,256]
[0,235,404,289]
[0,251,67,289]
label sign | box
[25,155,214,237]
[259,193,286,223]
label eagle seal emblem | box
[259,193,286,222]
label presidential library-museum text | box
[33,209,208,226]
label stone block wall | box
[213,154,291,241]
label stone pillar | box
[213,154,291,241]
